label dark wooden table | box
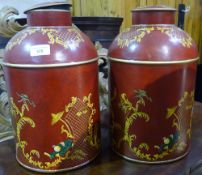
[0,102,202,175]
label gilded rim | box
[16,151,100,173]
[109,57,199,65]
[112,148,190,164]
[2,58,98,68]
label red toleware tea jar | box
[3,2,100,173]
[109,6,198,163]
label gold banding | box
[2,58,98,68]
[109,57,199,65]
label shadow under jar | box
[3,2,101,173]
[108,6,199,164]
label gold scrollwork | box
[112,89,194,161]
[6,29,37,50]
[156,27,192,48]
[10,92,99,170]
[6,27,84,51]
[116,27,154,48]
[41,28,84,49]
[115,26,193,49]
[83,94,100,149]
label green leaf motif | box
[135,89,152,102]
[135,89,147,98]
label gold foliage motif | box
[116,27,154,48]
[52,93,100,149]
[11,93,98,170]
[113,90,194,161]
[6,29,37,50]
[166,91,194,139]
[116,26,193,49]
[83,94,100,149]
[117,90,151,156]
[6,27,84,51]
[41,28,84,49]
[65,97,77,112]
[156,27,193,48]
[51,112,64,125]
[51,111,73,139]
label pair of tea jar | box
[2,2,198,173]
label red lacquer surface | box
[109,6,198,163]
[3,3,100,172]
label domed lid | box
[24,1,72,13]
[24,1,73,27]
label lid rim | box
[24,1,72,14]
[132,6,176,12]
[26,9,70,13]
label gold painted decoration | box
[6,28,37,50]
[116,27,154,48]
[10,93,99,170]
[166,90,194,151]
[156,27,193,48]
[115,26,193,48]
[40,28,84,49]
[6,27,84,51]
[112,89,194,161]
[83,94,100,149]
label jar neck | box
[27,10,72,26]
[132,11,175,25]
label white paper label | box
[30,44,50,57]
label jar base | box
[16,152,100,173]
[112,148,190,164]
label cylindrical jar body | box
[3,4,100,173]
[109,6,198,163]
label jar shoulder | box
[4,26,97,64]
[109,25,198,61]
